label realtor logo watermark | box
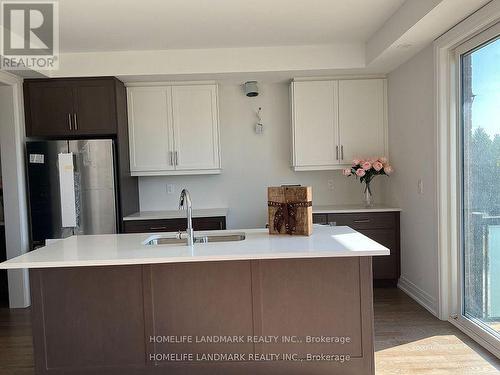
[1,1,59,70]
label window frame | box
[454,23,500,353]
[435,4,500,356]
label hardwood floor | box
[374,288,500,375]
[0,288,498,374]
[0,307,34,375]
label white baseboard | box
[398,276,438,317]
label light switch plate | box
[418,179,424,195]
[166,184,175,194]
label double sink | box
[145,232,246,246]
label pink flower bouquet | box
[342,157,394,207]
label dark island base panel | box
[29,258,375,375]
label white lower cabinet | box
[291,78,387,171]
[127,84,221,176]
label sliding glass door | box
[459,24,500,346]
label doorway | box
[0,72,31,309]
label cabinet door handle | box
[68,113,72,130]
[169,151,173,165]
[174,151,178,166]
[73,113,78,130]
[336,146,339,160]
[149,226,167,231]
[341,145,344,160]
[353,219,370,223]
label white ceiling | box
[59,0,406,52]
[17,0,492,79]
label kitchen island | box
[1,225,388,375]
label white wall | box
[52,44,365,78]
[386,45,439,315]
[0,75,31,308]
[139,83,386,229]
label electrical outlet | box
[166,184,175,194]
[417,179,424,195]
[327,179,335,191]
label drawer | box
[123,217,226,233]
[123,219,186,233]
[326,212,396,230]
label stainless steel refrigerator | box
[26,139,118,249]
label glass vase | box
[363,182,373,208]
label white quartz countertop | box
[0,225,389,269]
[123,208,228,221]
[313,204,401,214]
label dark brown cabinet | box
[122,216,227,233]
[313,211,400,286]
[24,77,120,137]
[72,81,117,135]
[147,262,254,360]
[30,257,375,374]
[255,258,365,357]
[30,266,146,371]
[358,228,397,281]
[25,82,74,137]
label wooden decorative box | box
[268,186,313,236]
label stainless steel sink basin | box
[145,232,246,246]
[146,237,186,245]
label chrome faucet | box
[179,189,194,246]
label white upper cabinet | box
[292,81,339,169]
[338,79,386,163]
[291,78,387,170]
[127,83,221,176]
[127,87,174,173]
[171,85,220,171]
